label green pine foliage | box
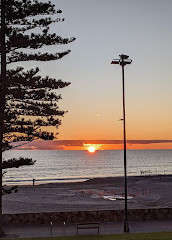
[1,0,75,194]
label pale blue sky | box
[22,0,172,140]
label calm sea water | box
[2,149,172,185]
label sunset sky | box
[14,0,172,150]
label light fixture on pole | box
[111,54,132,233]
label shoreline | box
[4,173,172,187]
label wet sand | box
[3,175,172,214]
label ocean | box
[3,149,172,185]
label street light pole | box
[111,54,132,233]
[121,62,128,233]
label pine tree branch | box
[6,16,64,30]
[7,50,72,63]
[2,186,18,195]
[7,30,75,50]
[5,0,62,21]
[7,67,71,90]
[2,157,35,169]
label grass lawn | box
[4,232,172,240]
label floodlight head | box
[119,59,132,66]
[111,59,120,64]
[119,54,129,60]
[111,55,132,66]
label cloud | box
[11,139,172,151]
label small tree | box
[0,0,75,235]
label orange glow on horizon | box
[62,142,172,151]
[12,140,172,151]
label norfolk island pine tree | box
[0,0,76,235]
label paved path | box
[2,219,172,238]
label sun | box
[88,146,96,153]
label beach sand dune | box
[3,175,172,214]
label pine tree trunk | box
[0,0,6,236]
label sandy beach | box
[3,175,172,214]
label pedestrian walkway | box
[2,219,172,238]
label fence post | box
[50,222,53,236]
[63,222,66,235]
